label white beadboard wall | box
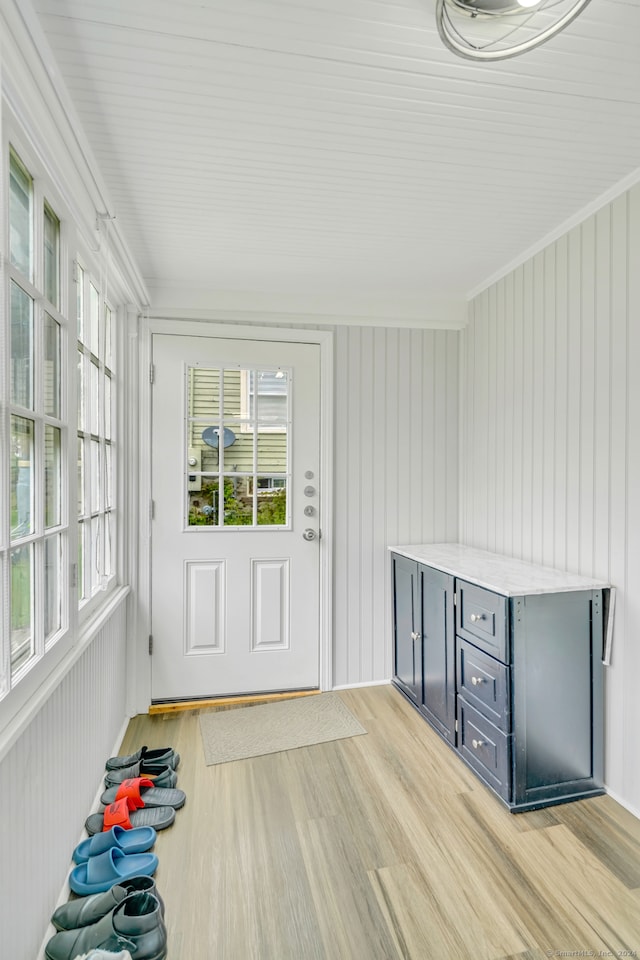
[332,324,459,686]
[461,184,640,813]
[0,600,128,960]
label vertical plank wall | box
[460,185,640,813]
[332,325,459,686]
[0,600,129,960]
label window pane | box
[11,282,33,409]
[78,520,85,602]
[257,428,288,473]
[91,440,101,513]
[10,416,34,539]
[188,367,220,420]
[45,425,61,528]
[251,370,289,423]
[44,203,60,308]
[188,477,219,526]
[90,283,100,357]
[105,305,112,369]
[9,150,32,279]
[222,475,252,526]
[90,361,99,435]
[256,481,288,526]
[105,374,112,440]
[105,443,112,509]
[77,436,85,515]
[90,515,100,593]
[44,313,61,417]
[77,264,85,342]
[44,534,61,641]
[105,512,113,578]
[11,544,33,676]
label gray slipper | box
[105,746,179,772]
[101,782,186,809]
[85,804,175,837]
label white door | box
[150,334,321,701]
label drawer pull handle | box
[471,739,485,750]
[471,676,484,686]
[470,613,485,623]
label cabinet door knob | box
[471,676,483,686]
[470,613,485,623]
[471,739,485,750]
[410,631,421,641]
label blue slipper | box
[72,825,157,864]
[69,847,158,896]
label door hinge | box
[148,634,153,655]
[150,499,155,522]
[149,362,155,384]
[70,562,78,589]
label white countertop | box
[389,543,610,597]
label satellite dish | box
[202,426,236,448]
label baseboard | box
[331,679,391,691]
[604,786,640,823]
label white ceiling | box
[31,0,640,323]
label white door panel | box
[151,334,321,700]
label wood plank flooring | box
[119,685,640,960]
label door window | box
[186,366,290,528]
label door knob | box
[302,528,317,541]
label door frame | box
[133,317,334,714]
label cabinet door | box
[420,565,456,744]
[392,554,421,705]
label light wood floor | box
[120,685,640,960]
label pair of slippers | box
[85,745,186,837]
[69,826,158,896]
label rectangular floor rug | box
[198,692,367,765]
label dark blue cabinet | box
[392,554,456,745]
[391,547,606,812]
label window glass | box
[45,425,61,528]
[11,544,33,676]
[186,366,290,528]
[90,282,100,358]
[10,282,33,410]
[44,534,62,642]
[77,263,85,341]
[3,146,70,700]
[43,203,60,308]
[9,150,32,279]
[44,313,61,418]
[10,416,34,538]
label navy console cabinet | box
[391,544,608,812]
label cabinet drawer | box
[458,699,511,802]
[458,639,510,732]
[457,580,508,662]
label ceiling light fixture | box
[435,0,593,61]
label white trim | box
[604,787,640,824]
[331,679,392,690]
[467,163,640,301]
[145,305,467,331]
[136,317,334,709]
[0,584,130,764]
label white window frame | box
[0,125,75,725]
[75,252,117,622]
